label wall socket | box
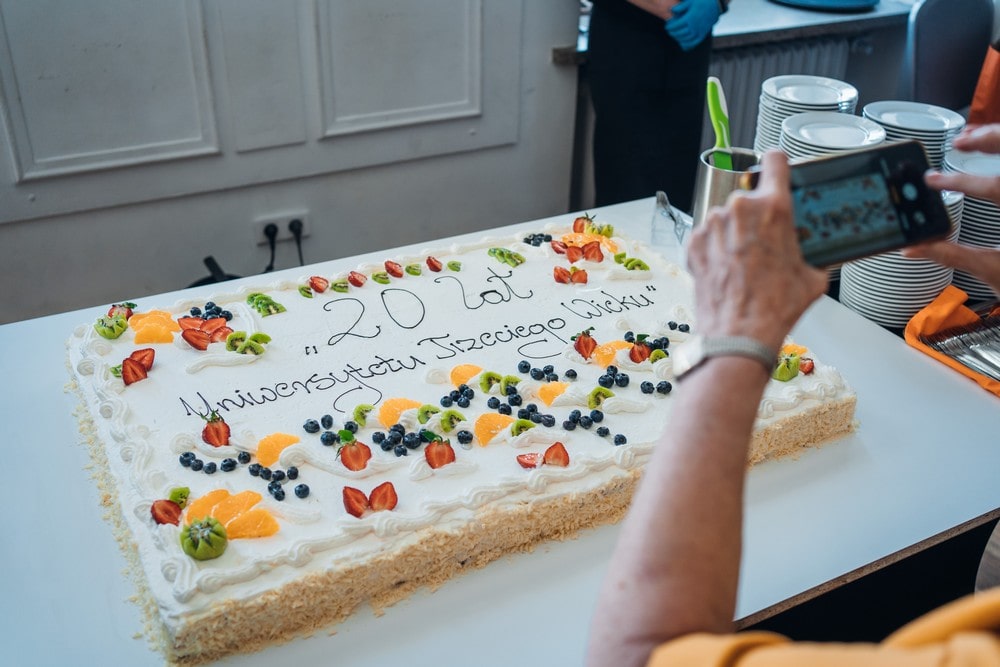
[254,212,311,246]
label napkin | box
[904,285,1000,397]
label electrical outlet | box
[255,212,311,245]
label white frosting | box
[66,222,854,642]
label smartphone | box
[745,141,953,267]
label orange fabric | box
[646,589,1000,667]
[903,285,1000,397]
[970,44,1000,125]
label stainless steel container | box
[690,147,761,228]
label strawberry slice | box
[181,329,210,351]
[309,276,330,293]
[121,357,148,385]
[572,213,593,233]
[516,453,539,469]
[542,442,570,467]
[426,256,443,272]
[108,302,136,320]
[151,499,182,525]
[384,260,404,278]
[209,326,234,343]
[550,240,568,254]
[199,317,228,334]
[201,410,231,447]
[565,245,584,264]
[343,486,369,518]
[569,268,588,284]
[582,241,604,262]
[347,271,367,288]
[177,316,204,330]
[424,439,456,469]
[572,329,597,360]
[128,348,155,371]
[339,438,372,471]
[553,267,571,284]
[629,341,651,363]
[800,358,815,375]
[369,481,398,512]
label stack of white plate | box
[779,112,886,159]
[942,150,1000,301]
[754,75,858,152]
[839,190,965,329]
[862,101,965,169]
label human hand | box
[901,241,1000,297]
[686,151,829,352]
[664,0,720,51]
[924,125,1000,207]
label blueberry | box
[220,310,233,321]
[640,381,655,394]
[545,373,559,382]
[517,408,531,420]
[390,423,406,434]
[204,301,216,311]
[456,430,474,445]
[203,462,217,475]
[248,463,262,477]
[260,467,272,480]
[524,403,538,413]
[456,396,470,409]
[379,439,394,452]
[579,415,593,429]
[487,396,501,409]
[393,444,408,457]
[221,458,237,472]
[614,373,630,388]
[320,431,338,446]
[440,395,454,408]
[237,451,251,464]
[543,234,552,242]
[505,384,519,396]
[303,419,321,434]
[190,458,204,472]
[596,426,610,437]
[371,431,386,444]
[460,386,475,400]
[656,381,673,395]
[321,414,334,430]
[387,430,403,445]
[286,466,299,480]
[568,409,582,423]
[678,323,690,333]
[598,375,614,388]
[457,383,470,394]
[668,321,678,330]
[271,486,286,501]
[564,368,577,380]
[541,414,556,428]
[179,452,196,467]
[498,403,512,415]
[530,412,543,423]
[268,480,283,494]
[517,360,531,373]
[523,235,533,244]
[190,306,202,317]
[403,432,421,449]
[449,390,461,401]
[272,469,286,482]
[624,331,635,343]
[606,365,619,378]
[542,364,555,374]
[530,368,545,380]
[344,420,359,433]
[614,434,627,446]
[562,420,577,431]
[508,394,522,407]
[294,484,310,499]
[590,409,604,423]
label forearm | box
[626,0,680,20]
[588,356,769,667]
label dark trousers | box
[588,4,712,213]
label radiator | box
[706,37,851,149]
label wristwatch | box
[673,335,776,381]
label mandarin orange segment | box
[377,398,422,429]
[129,310,181,331]
[474,413,514,446]
[210,490,262,525]
[781,343,808,357]
[537,382,569,407]
[560,232,619,254]
[256,433,300,468]
[449,364,483,388]
[132,322,176,344]
[225,508,280,539]
[592,340,632,368]
[184,489,230,524]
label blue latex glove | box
[665,0,720,51]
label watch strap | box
[677,335,777,381]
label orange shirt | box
[648,588,1000,667]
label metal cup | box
[690,148,761,228]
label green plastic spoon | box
[707,76,733,171]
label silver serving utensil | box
[654,191,692,245]
[921,316,1000,381]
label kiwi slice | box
[588,386,615,409]
[181,517,228,560]
[226,331,247,351]
[499,375,521,396]
[416,404,440,425]
[438,409,466,433]
[249,332,271,344]
[237,340,266,355]
[772,354,800,382]
[353,403,375,428]
[649,349,668,363]
[510,419,536,436]
[168,487,190,509]
[479,371,503,393]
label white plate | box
[862,101,965,133]
[944,150,1000,177]
[783,112,885,150]
[763,75,858,106]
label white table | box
[1,198,997,666]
